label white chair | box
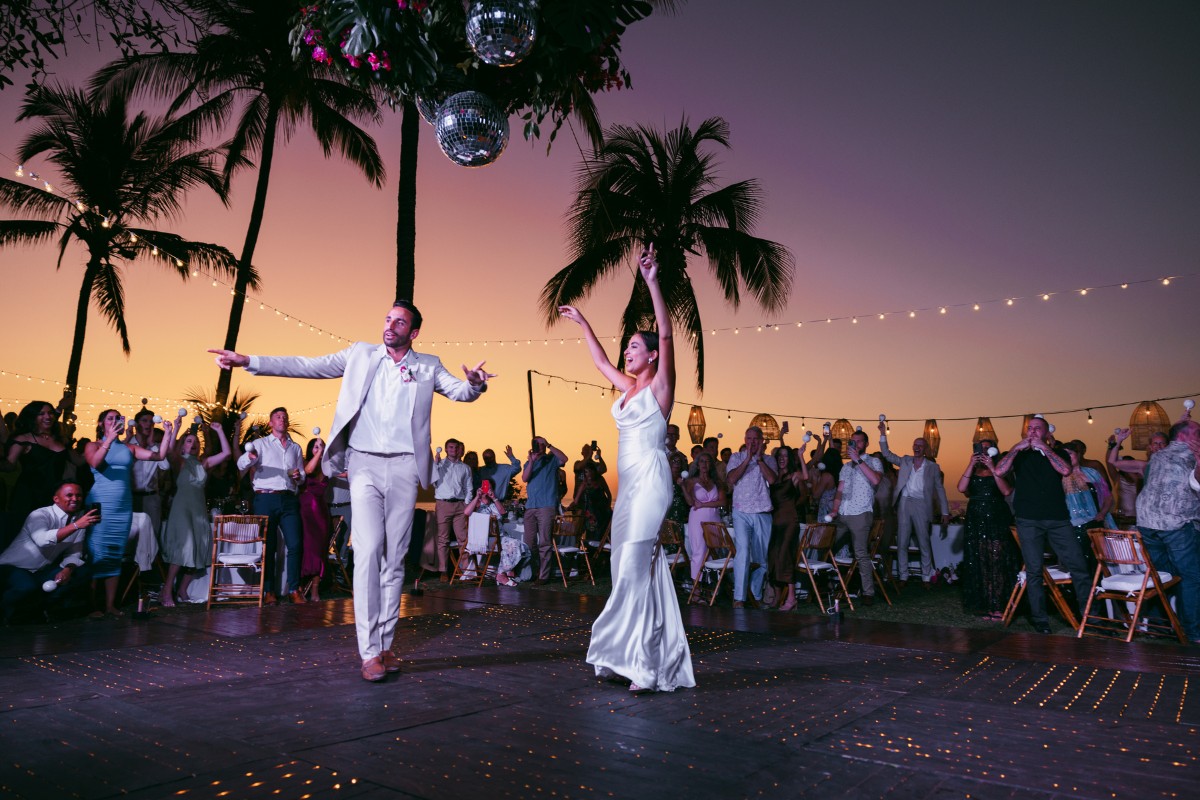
[451,513,499,586]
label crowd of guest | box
[1,398,1198,645]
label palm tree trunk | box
[62,259,100,428]
[215,100,282,407]
[394,99,419,302]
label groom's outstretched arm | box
[210,346,354,380]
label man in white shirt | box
[726,426,777,608]
[211,300,493,683]
[878,422,949,588]
[831,429,883,605]
[236,407,306,605]
[0,482,98,623]
[432,438,472,581]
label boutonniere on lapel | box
[399,363,415,383]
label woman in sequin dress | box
[956,440,1018,618]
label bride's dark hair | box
[635,330,659,355]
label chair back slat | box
[802,523,836,551]
[701,521,735,556]
[657,519,685,546]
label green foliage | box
[291,0,657,148]
[0,1,198,90]
[541,117,795,391]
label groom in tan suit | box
[212,300,494,682]
[877,421,949,587]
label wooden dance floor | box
[2,588,1197,799]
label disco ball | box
[435,91,509,167]
[465,0,539,67]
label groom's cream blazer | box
[247,342,483,488]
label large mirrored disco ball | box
[465,0,539,67]
[435,91,510,167]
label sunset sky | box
[1,1,1197,499]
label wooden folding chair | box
[687,520,736,606]
[1002,527,1080,629]
[657,519,689,583]
[586,520,612,568]
[1078,528,1187,643]
[550,512,594,587]
[207,515,269,609]
[328,514,353,594]
[451,514,500,587]
[796,523,854,613]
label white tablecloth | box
[930,524,965,569]
[127,511,157,572]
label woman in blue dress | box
[84,409,174,617]
[559,245,695,693]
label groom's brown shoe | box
[361,656,387,682]
[381,651,402,673]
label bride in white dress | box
[559,245,696,693]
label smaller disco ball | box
[435,91,509,167]
[465,0,539,67]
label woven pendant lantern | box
[686,406,706,445]
[1129,400,1170,451]
[922,419,941,458]
[972,417,998,444]
[831,418,854,457]
[750,413,780,442]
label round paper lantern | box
[435,91,509,167]
[465,0,539,67]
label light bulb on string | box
[1087,409,1094,424]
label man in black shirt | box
[993,416,1091,633]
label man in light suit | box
[877,421,949,588]
[211,300,494,682]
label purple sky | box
[1,1,1197,496]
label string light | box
[522,370,1199,427]
[3,153,1195,355]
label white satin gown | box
[586,388,696,691]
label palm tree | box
[540,116,795,392]
[0,81,241,423]
[94,0,386,408]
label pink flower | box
[303,29,318,46]
[311,45,330,63]
[368,51,391,72]
[345,53,362,68]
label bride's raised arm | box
[559,304,634,392]
[642,245,674,416]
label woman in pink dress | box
[298,437,331,601]
[683,451,725,594]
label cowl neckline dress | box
[585,388,695,691]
